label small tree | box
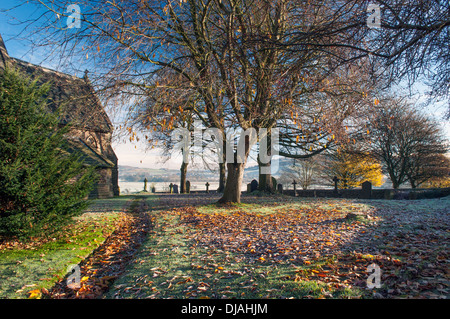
[0,68,97,239]
[321,149,384,189]
[280,158,321,190]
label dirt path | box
[45,197,153,299]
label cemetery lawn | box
[107,194,449,299]
[0,196,135,299]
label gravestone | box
[205,182,210,193]
[277,184,283,194]
[173,184,179,194]
[186,180,191,193]
[143,178,148,192]
[333,176,340,195]
[151,186,156,193]
[247,183,251,193]
[169,183,174,194]
[271,177,277,191]
[361,181,372,199]
[384,189,395,200]
[292,180,298,197]
[250,179,258,192]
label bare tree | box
[366,96,448,188]
[14,0,410,202]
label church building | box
[0,34,119,198]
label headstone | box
[333,176,340,195]
[143,178,148,192]
[384,189,395,200]
[173,184,179,194]
[361,181,372,199]
[205,182,210,193]
[250,179,258,192]
[292,180,298,197]
[277,184,283,194]
[186,180,191,193]
[271,177,277,191]
[169,183,174,194]
[151,186,156,193]
[247,183,251,193]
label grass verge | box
[0,197,132,299]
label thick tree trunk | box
[218,162,245,203]
[258,160,273,192]
[218,162,226,193]
[257,128,274,192]
[180,162,188,193]
[218,131,254,203]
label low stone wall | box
[282,187,450,200]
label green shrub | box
[0,68,97,239]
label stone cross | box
[333,176,340,194]
[169,183,174,194]
[292,180,298,196]
[205,182,210,193]
[143,178,148,192]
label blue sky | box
[1,1,449,170]
[0,1,174,169]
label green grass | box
[107,198,366,299]
[199,196,373,216]
[107,195,449,299]
[0,196,134,299]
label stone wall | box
[282,187,450,200]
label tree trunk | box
[180,162,188,193]
[218,162,245,203]
[218,162,226,193]
[258,158,273,192]
[257,128,274,192]
[218,131,254,203]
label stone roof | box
[0,34,118,173]
[0,34,113,133]
[0,34,10,70]
[65,138,116,168]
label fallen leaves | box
[38,194,448,299]
[45,198,153,299]
[173,197,449,299]
[180,207,365,266]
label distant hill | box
[118,158,291,183]
[118,164,261,183]
[118,166,179,182]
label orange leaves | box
[179,204,365,269]
[46,203,152,299]
[27,289,41,299]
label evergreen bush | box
[0,68,97,239]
